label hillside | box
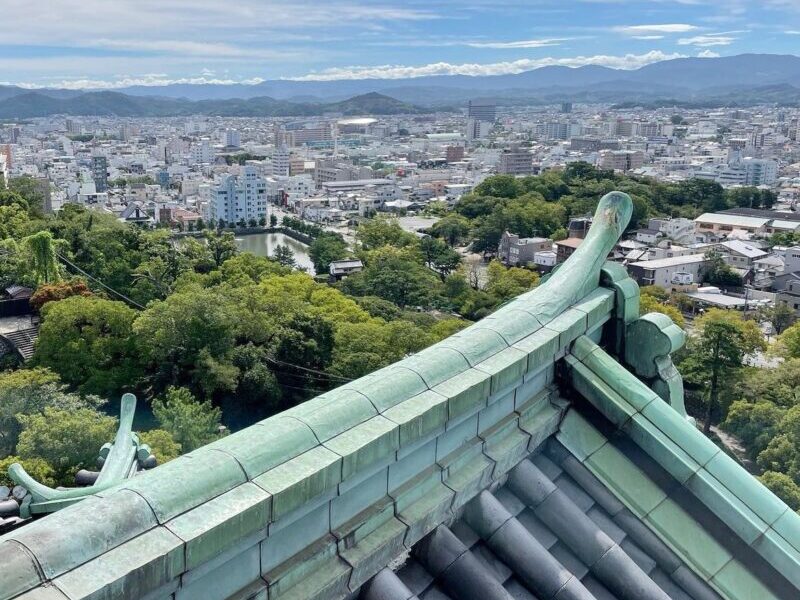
[0,91,421,119]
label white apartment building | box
[0,149,8,185]
[223,129,241,148]
[190,140,214,165]
[210,166,268,224]
[272,146,290,177]
[696,157,778,187]
[466,119,492,141]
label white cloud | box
[615,24,698,35]
[290,50,686,81]
[11,75,267,90]
[786,30,800,35]
[466,38,568,49]
[632,35,665,40]
[678,35,735,47]
[89,39,297,60]
[0,1,438,47]
[697,50,721,58]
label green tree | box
[0,368,103,457]
[738,359,800,408]
[759,472,800,511]
[419,237,462,280]
[204,230,238,267]
[230,344,282,412]
[0,189,29,212]
[34,297,143,397]
[640,294,685,329]
[778,322,800,359]
[757,302,795,335]
[679,309,766,433]
[343,247,441,308]
[271,312,336,385]
[757,434,799,483]
[151,387,223,453]
[270,213,278,227]
[473,175,522,199]
[273,244,297,268]
[485,261,539,302]
[331,320,433,379]
[356,217,418,250]
[309,232,348,273]
[213,253,289,286]
[24,231,62,284]
[703,249,742,287]
[722,401,785,458]
[0,204,31,242]
[430,214,471,246]
[133,288,238,397]
[137,429,181,464]
[16,407,117,484]
[429,318,469,340]
[0,455,55,488]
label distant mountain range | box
[0,91,421,119]
[1,54,799,117]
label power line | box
[265,356,353,382]
[26,250,355,385]
[275,381,331,395]
[55,252,146,310]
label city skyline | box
[2,0,800,89]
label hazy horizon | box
[2,1,800,90]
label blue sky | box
[2,0,800,88]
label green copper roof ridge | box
[0,192,635,600]
[566,335,800,591]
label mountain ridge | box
[0,91,423,119]
[1,54,799,116]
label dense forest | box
[1,166,799,511]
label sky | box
[1,0,800,89]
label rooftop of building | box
[629,254,708,269]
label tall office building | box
[446,146,465,163]
[210,166,269,224]
[598,150,644,172]
[92,156,109,192]
[467,100,496,123]
[561,102,573,114]
[498,148,533,175]
[224,129,241,148]
[190,140,214,164]
[272,146,291,176]
[466,119,492,141]
[0,147,9,186]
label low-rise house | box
[497,232,552,266]
[627,254,710,288]
[694,212,770,238]
[778,277,800,317]
[635,228,663,244]
[555,238,583,263]
[533,250,557,269]
[718,240,768,268]
[329,259,363,281]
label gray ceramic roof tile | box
[504,578,539,600]
[549,542,589,580]
[515,509,558,549]
[371,404,780,600]
[553,474,595,514]
[581,576,617,600]
[586,506,627,544]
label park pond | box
[234,231,315,274]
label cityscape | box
[0,2,800,599]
